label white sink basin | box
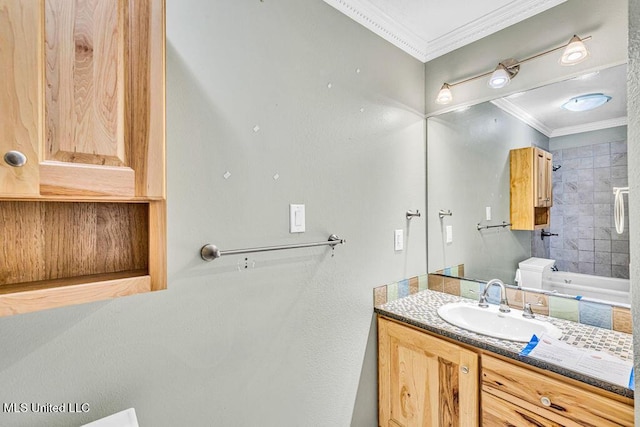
[437,301,562,342]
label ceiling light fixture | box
[561,93,611,112]
[434,35,592,105]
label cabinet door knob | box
[540,396,551,407]
[461,366,469,374]
[4,150,27,167]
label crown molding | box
[491,98,627,137]
[322,0,429,61]
[424,0,567,62]
[491,98,553,137]
[323,0,566,63]
[550,116,628,137]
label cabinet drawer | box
[482,392,562,427]
[482,355,633,427]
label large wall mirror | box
[427,63,629,305]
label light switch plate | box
[446,225,453,244]
[394,229,403,251]
[290,204,305,233]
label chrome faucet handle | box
[499,298,510,313]
[523,303,535,319]
[478,294,489,308]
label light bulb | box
[436,83,453,105]
[488,65,511,89]
[559,35,590,66]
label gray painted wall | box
[0,1,426,426]
[628,0,640,423]
[427,102,548,283]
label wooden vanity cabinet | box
[510,147,553,230]
[378,317,479,427]
[482,355,633,427]
[0,0,165,316]
[377,316,634,427]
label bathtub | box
[541,270,630,304]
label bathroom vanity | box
[376,290,634,426]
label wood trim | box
[148,200,166,291]
[0,195,162,202]
[0,274,151,317]
[39,161,135,197]
[126,0,165,198]
[378,316,391,426]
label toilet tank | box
[518,257,556,288]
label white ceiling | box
[323,0,567,62]
[491,64,627,137]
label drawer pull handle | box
[4,150,27,167]
[540,396,551,407]
[461,366,469,374]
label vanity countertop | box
[375,289,634,399]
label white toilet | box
[516,257,556,289]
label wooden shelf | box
[0,200,166,317]
[0,271,152,317]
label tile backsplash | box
[374,271,631,335]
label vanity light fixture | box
[559,35,590,66]
[435,83,453,105]
[434,35,592,105]
[561,93,611,112]
[488,59,519,89]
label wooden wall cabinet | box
[378,317,479,427]
[0,0,165,317]
[510,147,553,230]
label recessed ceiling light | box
[561,93,611,112]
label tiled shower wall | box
[549,139,629,279]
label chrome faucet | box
[478,279,510,313]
